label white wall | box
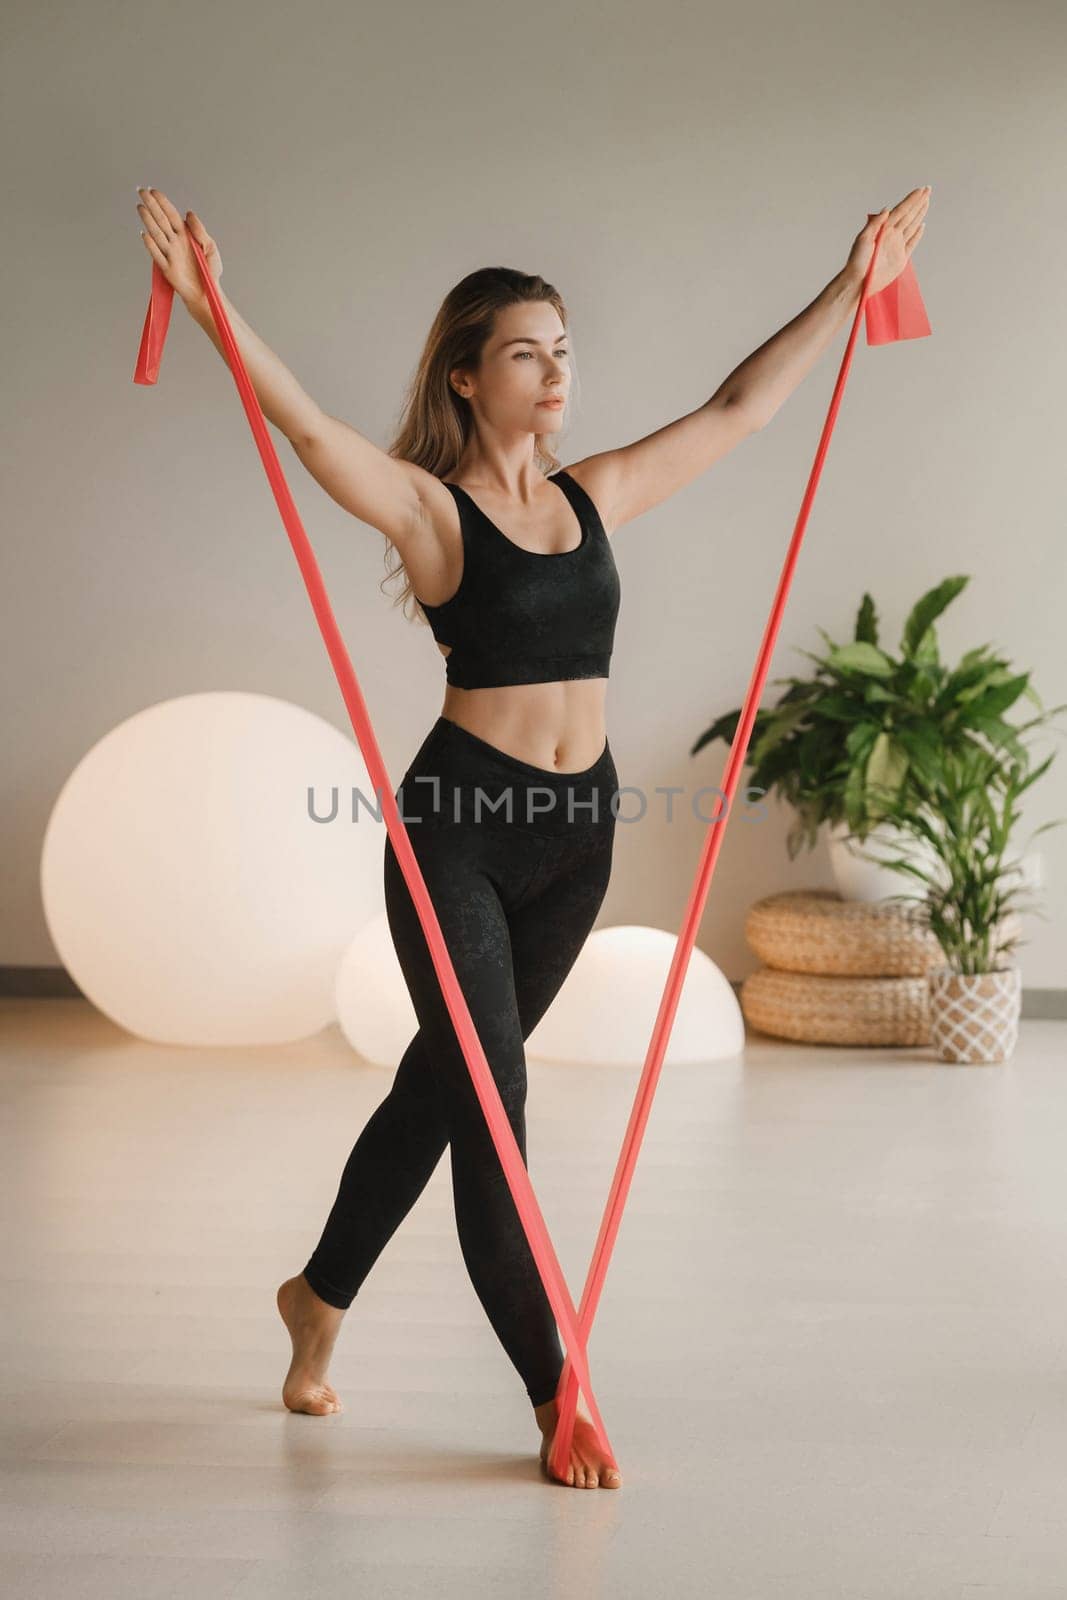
[3,0,1065,987]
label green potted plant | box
[691,575,1048,902]
[860,732,1065,1063]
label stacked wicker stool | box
[739,889,944,1047]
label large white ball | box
[525,924,745,1064]
[40,692,386,1045]
[335,910,417,1066]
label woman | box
[136,184,930,1489]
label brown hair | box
[381,266,576,621]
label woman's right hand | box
[136,186,223,308]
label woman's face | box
[453,300,571,434]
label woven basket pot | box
[928,966,1022,1064]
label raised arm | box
[566,391,759,537]
[287,411,439,554]
[186,290,429,552]
[569,187,930,537]
[136,188,429,552]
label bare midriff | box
[438,666,608,774]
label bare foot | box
[276,1274,346,1415]
[535,1396,623,1489]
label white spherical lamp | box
[335,910,418,1067]
[41,692,386,1046]
[526,924,744,1065]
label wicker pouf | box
[740,967,931,1047]
[741,889,1022,1048]
[745,888,942,977]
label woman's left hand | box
[846,186,931,295]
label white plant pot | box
[826,818,942,904]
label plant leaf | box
[900,575,969,658]
[966,672,1031,721]
[865,732,910,819]
[912,623,940,668]
[827,641,895,678]
[855,593,878,646]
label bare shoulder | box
[554,398,758,536]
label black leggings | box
[302,715,619,1408]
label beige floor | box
[3,998,1067,1599]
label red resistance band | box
[134,229,929,1480]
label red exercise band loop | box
[546,237,930,1475]
[134,242,613,1459]
[134,229,928,1481]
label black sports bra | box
[415,469,622,689]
